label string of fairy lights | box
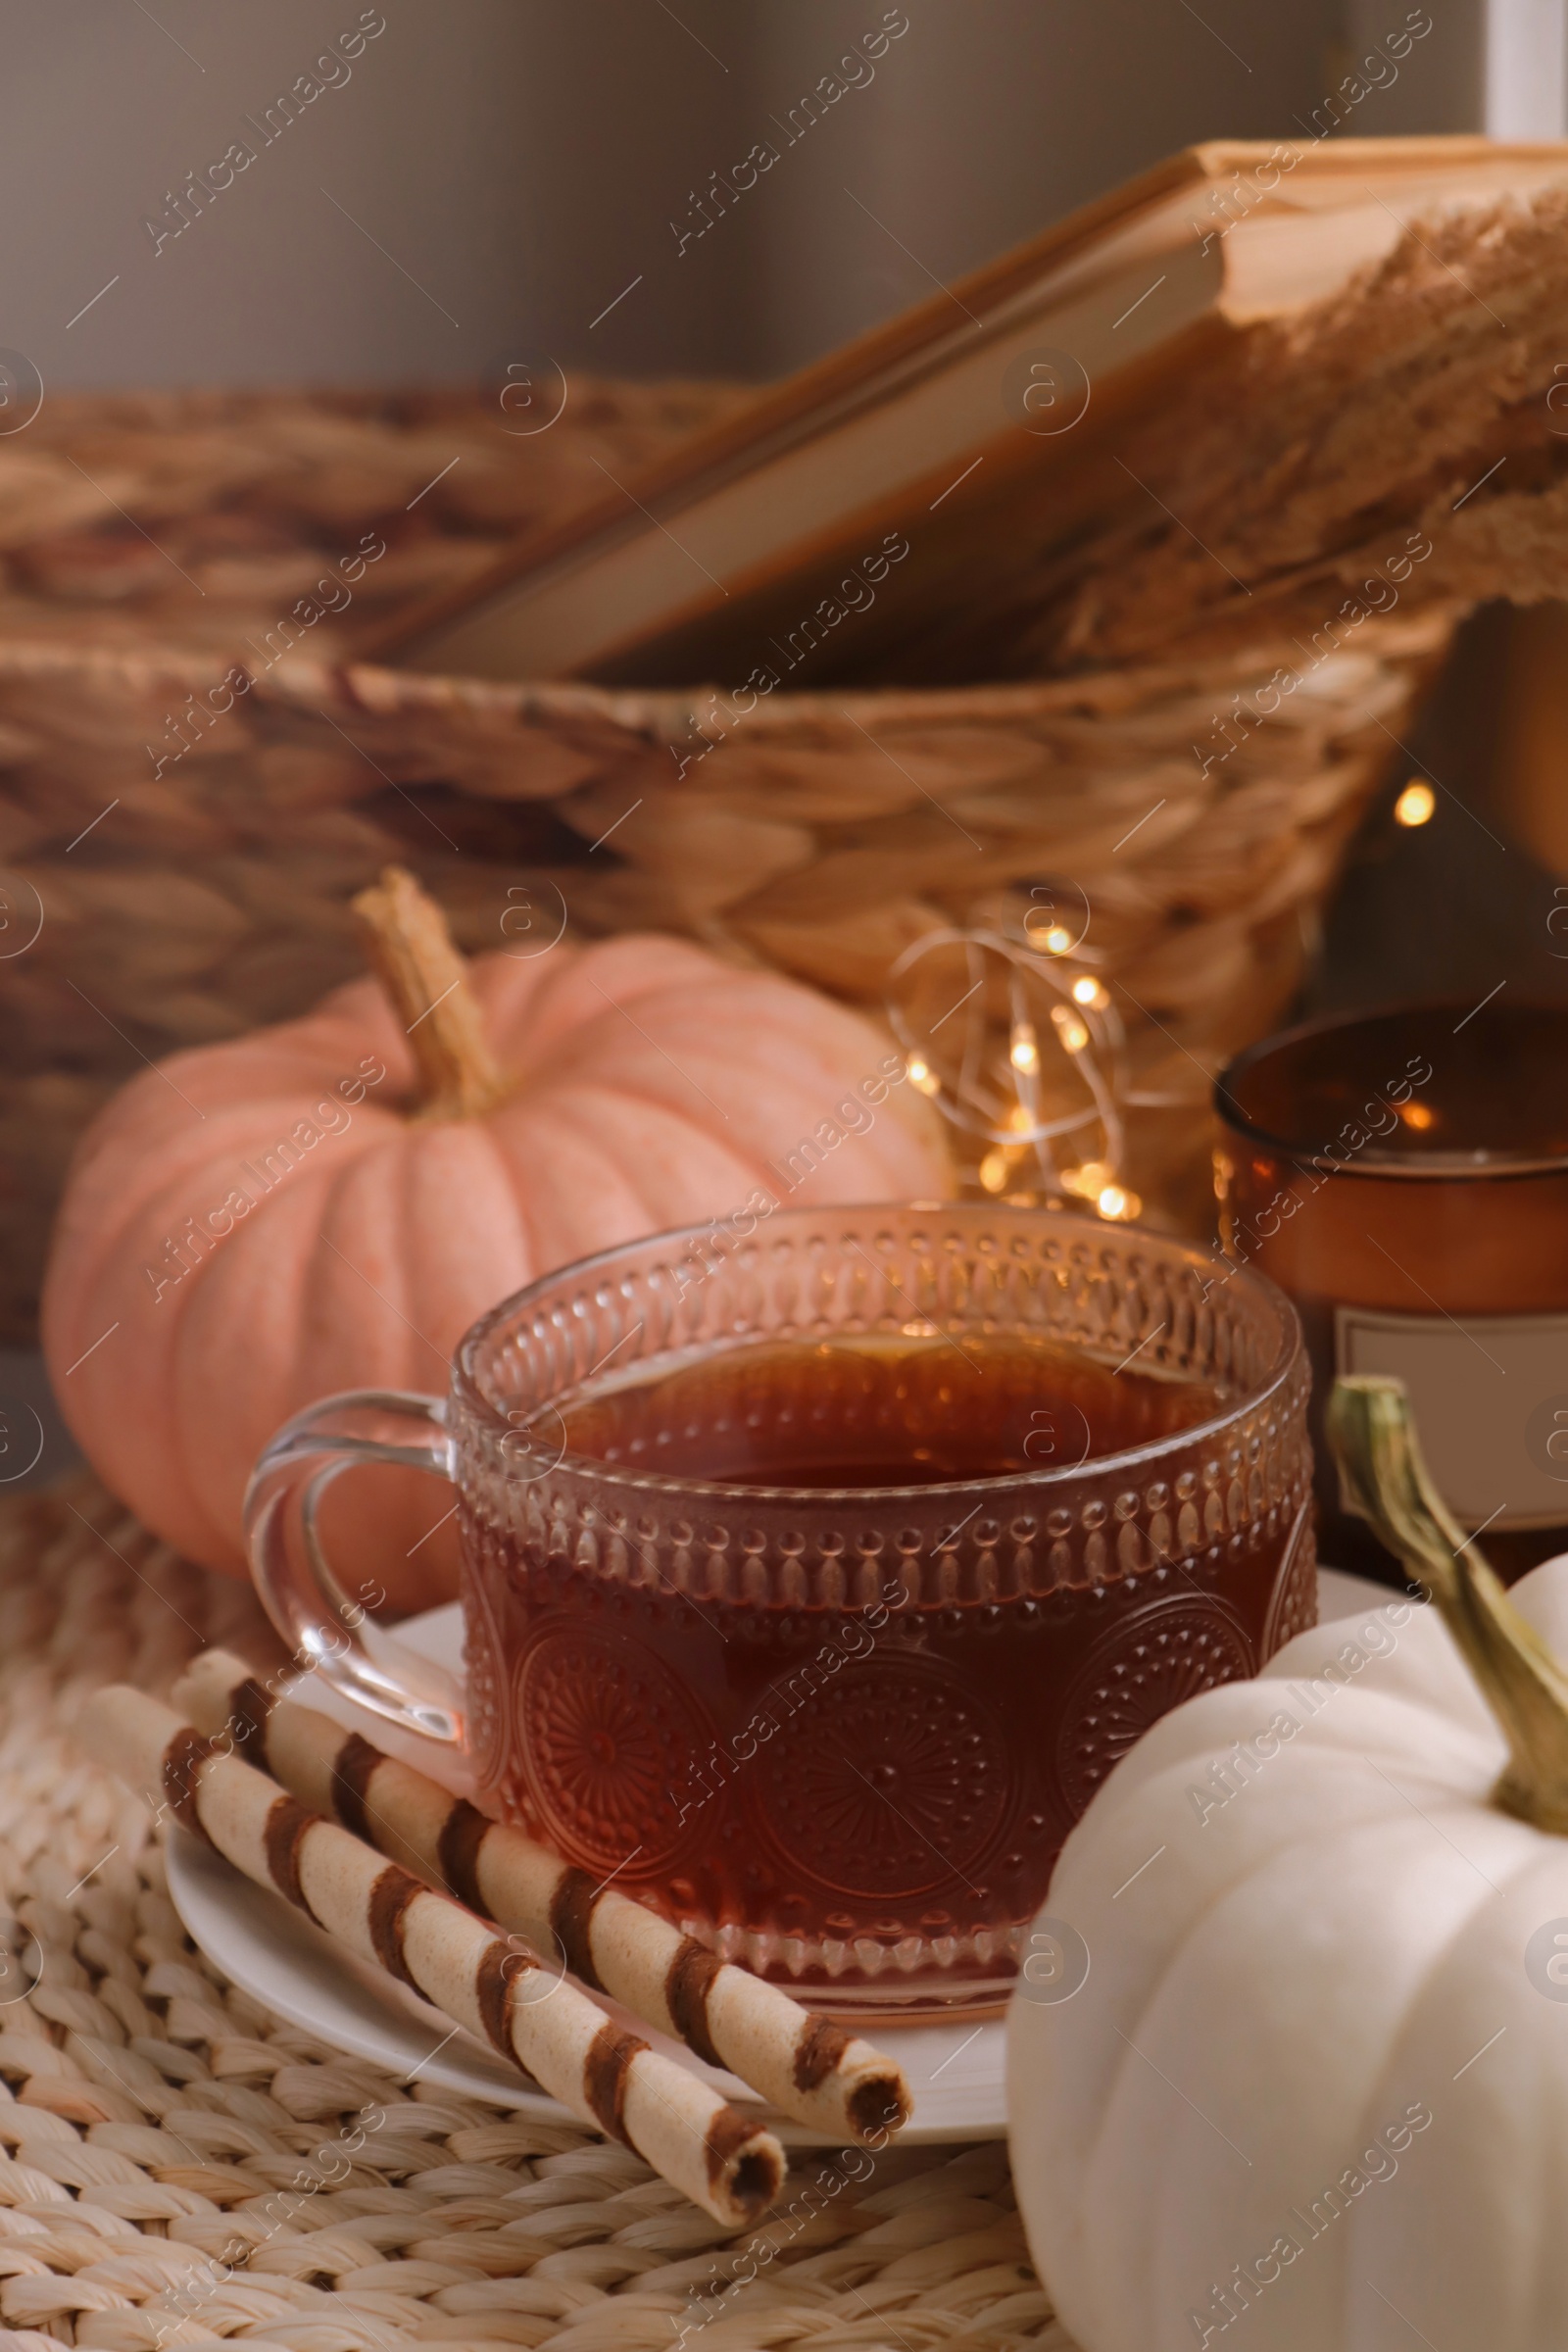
[886,906,1140,1224]
[883,776,1438,1223]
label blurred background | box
[9,0,1549,393]
[6,0,1568,1491]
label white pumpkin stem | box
[1329,1376,1568,1835]
[352,865,510,1122]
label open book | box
[380,134,1568,689]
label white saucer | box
[167,1565,1389,2144]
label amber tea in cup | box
[1216,1001,1568,1585]
[551,1328,1228,1488]
[249,1202,1312,2016]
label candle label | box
[1336,1304,1568,1529]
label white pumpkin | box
[1010,1378,1568,2352]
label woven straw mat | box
[0,1472,1069,2352]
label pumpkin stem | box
[1328,1375,1568,1835]
[352,865,510,1121]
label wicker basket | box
[0,385,1453,1341]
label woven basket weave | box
[0,1471,1070,2351]
[0,384,1453,1339]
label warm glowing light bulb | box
[906,1056,940,1096]
[1071,976,1107,1008]
[1050,1004,1089,1054]
[1398,1099,1435,1130]
[1061,1159,1111,1198]
[979,1147,1012,1193]
[1009,1024,1040,1075]
[1042,925,1072,955]
[1394,779,1436,828]
[1096,1183,1141,1221]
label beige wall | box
[11,4,536,387]
[744,2,1354,373]
[7,0,1447,396]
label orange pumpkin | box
[43,870,950,1598]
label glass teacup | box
[246,1200,1312,2016]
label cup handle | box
[244,1389,465,1746]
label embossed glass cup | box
[246,1202,1313,2018]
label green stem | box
[1328,1375,1568,1834]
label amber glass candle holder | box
[1215,1001,1568,1585]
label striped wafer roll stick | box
[173,1649,911,2145]
[85,1686,785,2228]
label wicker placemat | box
[0,1474,1070,2351]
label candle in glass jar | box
[1214,1001,1568,1585]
